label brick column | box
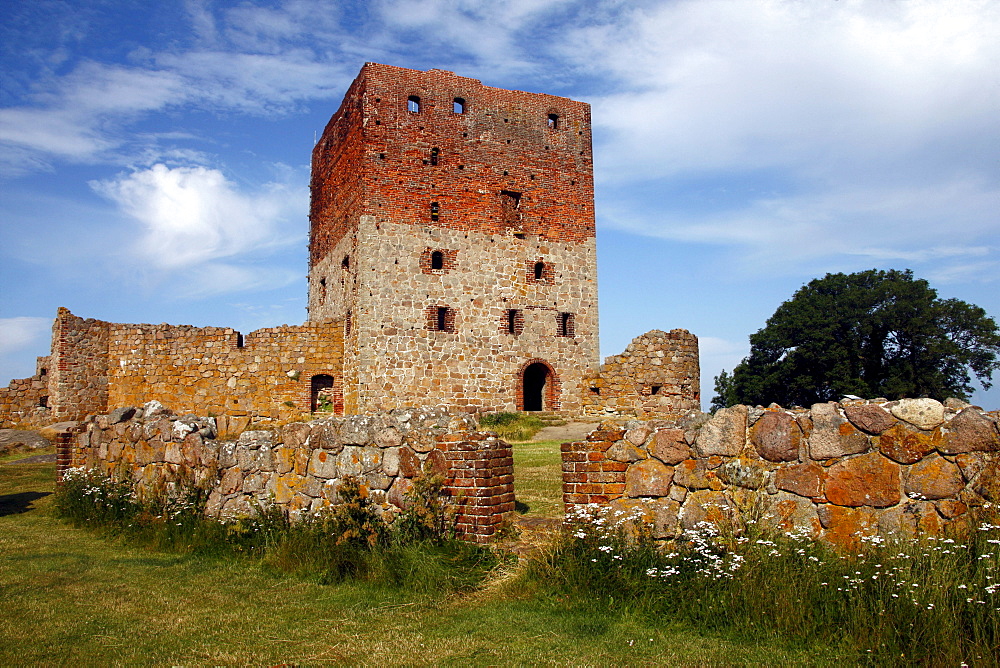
[54,429,76,483]
[438,432,515,544]
[561,427,628,513]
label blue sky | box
[2,0,999,408]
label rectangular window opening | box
[556,312,575,337]
[547,113,559,129]
[407,95,421,113]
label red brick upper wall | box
[310,63,596,267]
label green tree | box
[714,269,1000,408]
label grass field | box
[511,439,564,519]
[0,461,852,665]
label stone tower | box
[308,63,599,414]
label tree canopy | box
[711,269,1000,410]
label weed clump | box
[523,503,1000,665]
[54,468,497,593]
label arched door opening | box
[310,374,335,412]
[522,362,550,411]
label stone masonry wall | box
[563,398,999,547]
[306,64,600,415]
[582,329,700,420]
[63,404,514,543]
[51,308,111,421]
[0,355,52,428]
[0,308,349,427]
[106,318,345,423]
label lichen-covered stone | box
[904,454,964,500]
[607,440,646,463]
[679,490,733,530]
[877,423,939,464]
[694,405,747,457]
[809,403,869,459]
[889,398,945,430]
[763,492,821,535]
[649,428,691,465]
[608,497,680,539]
[673,458,714,490]
[715,460,768,490]
[625,459,674,497]
[825,452,901,507]
[774,462,824,498]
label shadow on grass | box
[0,491,51,517]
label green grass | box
[478,411,546,441]
[0,443,54,463]
[0,462,850,665]
[512,439,563,519]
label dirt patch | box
[529,420,600,443]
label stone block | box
[624,458,674,497]
[825,452,900,507]
[715,459,768,490]
[693,405,747,457]
[809,403,869,459]
[679,490,733,530]
[763,492,821,536]
[649,429,691,465]
[844,404,894,435]
[750,410,801,462]
[606,440,645,463]
[904,454,964,500]
[877,423,939,464]
[673,458,714,490]
[941,408,1000,454]
[608,497,681,539]
[774,462,824,498]
[309,449,339,479]
[889,398,945,430]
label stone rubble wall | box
[0,356,52,428]
[0,308,348,427]
[62,404,514,543]
[582,329,701,420]
[563,398,999,547]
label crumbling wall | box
[582,329,700,419]
[106,318,345,422]
[51,308,111,421]
[563,398,999,547]
[0,356,52,428]
[0,308,348,427]
[63,404,514,543]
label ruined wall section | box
[64,405,514,543]
[563,398,999,548]
[107,319,345,422]
[583,329,700,419]
[0,356,53,427]
[51,308,111,421]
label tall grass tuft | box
[478,411,546,441]
[524,503,1000,665]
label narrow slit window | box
[407,95,421,113]
[499,190,521,227]
[547,113,559,129]
[650,385,662,395]
[431,250,444,270]
[556,312,575,337]
[453,98,465,114]
[428,306,455,332]
[430,147,439,166]
[341,255,350,270]
[430,201,440,221]
[505,309,522,335]
[534,262,545,281]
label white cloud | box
[0,317,51,355]
[91,163,306,270]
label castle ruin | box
[0,63,700,428]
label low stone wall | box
[563,398,999,546]
[63,404,515,543]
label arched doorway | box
[310,374,335,412]
[522,362,550,411]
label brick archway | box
[515,358,560,412]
